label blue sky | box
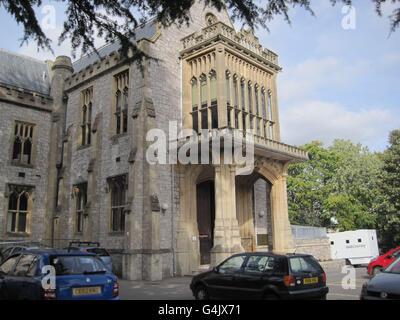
[0,0,399,152]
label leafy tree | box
[376,130,400,250]
[287,139,383,231]
[1,0,399,59]
[325,139,382,230]
[287,141,341,227]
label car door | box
[12,254,42,300]
[207,255,247,299]
[236,255,281,299]
[235,255,266,299]
[0,255,21,299]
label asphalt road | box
[119,266,370,300]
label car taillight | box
[43,288,57,300]
[112,279,119,298]
[322,273,326,283]
[283,275,295,287]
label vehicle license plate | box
[73,286,101,296]
[303,277,318,285]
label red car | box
[367,246,400,276]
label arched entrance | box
[175,159,295,276]
[196,180,215,265]
[235,172,273,253]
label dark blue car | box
[0,249,119,300]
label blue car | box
[0,249,119,300]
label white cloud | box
[280,100,399,151]
[278,56,371,106]
[18,27,73,61]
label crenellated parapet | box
[0,83,53,112]
[64,51,124,92]
[181,21,280,71]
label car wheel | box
[263,293,279,300]
[372,266,382,276]
[195,285,209,300]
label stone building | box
[0,2,309,280]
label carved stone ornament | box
[151,194,160,212]
[132,101,141,118]
[128,146,137,163]
[87,158,95,173]
[145,98,156,118]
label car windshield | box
[87,248,109,257]
[50,255,107,275]
[384,257,400,274]
[289,256,323,274]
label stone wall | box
[0,99,52,242]
[291,225,332,261]
[294,238,332,261]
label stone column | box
[45,56,73,245]
[86,113,103,242]
[270,174,295,252]
[210,164,244,266]
[122,40,162,281]
[175,168,191,276]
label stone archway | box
[235,172,273,253]
[175,159,295,276]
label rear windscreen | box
[87,248,109,257]
[289,256,323,273]
[50,255,107,275]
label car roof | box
[232,252,313,259]
[19,248,97,257]
[66,246,105,249]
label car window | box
[14,254,36,276]
[12,247,23,255]
[219,256,246,274]
[385,258,400,274]
[244,256,270,273]
[0,256,19,275]
[289,256,323,274]
[3,248,13,258]
[50,255,107,275]
[87,248,109,257]
[26,257,38,277]
[392,249,400,258]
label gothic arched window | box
[11,122,34,165]
[209,70,217,105]
[7,186,32,234]
[81,87,93,146]
[114,70,129,135]
[200,74,208,108]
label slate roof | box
[72,18,158,73]
[0,48,51,95]
[0,18,157,95]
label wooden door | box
[196,181,215,265]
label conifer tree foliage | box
[376,130,400,251]
[0,0,399,59]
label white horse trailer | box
[328,229,379,266]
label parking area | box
[119,266,369,300]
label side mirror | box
[385,255,392,259]
[0,271,5,279]
[213,267,219,273]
